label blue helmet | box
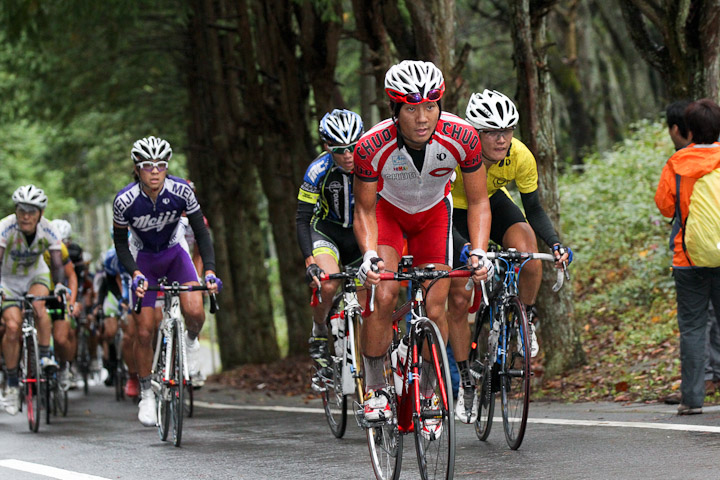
[318,109,364,145]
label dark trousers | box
[675,267,720,407]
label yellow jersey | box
[43,242,70,288]
[452,137,538,209]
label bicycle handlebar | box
[309,269,374,317]
[133,283,218,315]
[486,250,568,292]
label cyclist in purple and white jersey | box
[112,136,221,427]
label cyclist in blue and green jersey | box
[296,109,365,376]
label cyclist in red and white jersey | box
[353,60,493,423]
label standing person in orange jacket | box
[655,98,720,415]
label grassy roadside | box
[534,120,719,404]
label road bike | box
[469,248,568,450]
[309,266,367,438]
[361,256,481,480]
[134,279,218,447]
[2,292,65,432]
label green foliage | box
[537,120,683,403]
[0,121,76,217]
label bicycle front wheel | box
[366,361,403,480]
[500,298,531,450]
[321,297,347,438]
[22,334,42,433]
[469,307,495,441]
[412,318,455,480]
[156,339,170,442]
[170,324,185,447]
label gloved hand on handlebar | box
[132,274,147,298]
[54,283,69,298]
[552,243,574,266]
[205,273,222,293]
[357,250,382,285]
[468,248,494,282]
[305,263,324,289]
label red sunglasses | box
[386,88,444,105]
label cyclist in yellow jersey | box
[44,220,83,389]
[449,90,573,424]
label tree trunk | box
[620,0,720,101]
[183,0,279,366]
[511,0,586,377]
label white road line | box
[194,401,720,434]
[0,459,111,480]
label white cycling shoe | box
[186,333,204,387]
[455,386,478,424]
[138,388,157,427]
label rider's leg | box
[361,245,400,391]
[1,307,22,375]
[29,283,53,363]
[52,318,74,364]
[502,222,542,306]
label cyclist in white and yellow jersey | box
[0,185,68,415]
[450,90,573,423]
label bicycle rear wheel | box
[184,380,194,418]
[22,334,42,433]
[55,382,68,417]
[171,324,185,447]
[469,307,495,441]
[321,296,347,438]
[500,298,531,450]
[366,362,403,480]
[412,318,455,480]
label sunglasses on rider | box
[480,128,515,140]
[387,88,444,105]
[329,143,357,154]
[137,160,169,172]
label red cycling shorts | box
[376,196,452,266]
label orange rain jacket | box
[654,142,720,267]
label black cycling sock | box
[39,344,51,358]
[457,360,472,388]
[140,375,152,391]
[312,322,328,337]
[7,368,19,388]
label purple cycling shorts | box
[135,244,199,308]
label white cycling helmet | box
[384,60,445,105]
[319,109,364,145]
[465,89,519,130]
[131,136,173,163]
[51,219,72,241]
[12,184,48,210]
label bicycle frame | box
[151,291,189,387]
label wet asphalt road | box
[1,382,719,479]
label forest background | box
[1,0,718,402]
